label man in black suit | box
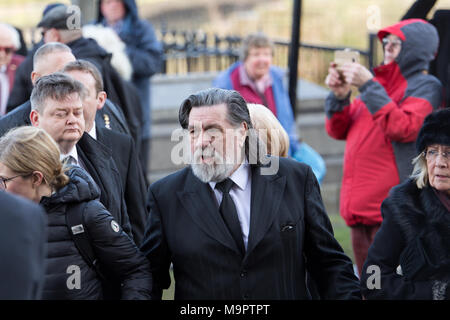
[63,59,148,246]
[0,191,47,300]
[29,72,133,239]
[0,42,131,139]
[141,88,361,300]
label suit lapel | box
[246,164,286,256]
[177,168,242,256]
[76,133,114,205]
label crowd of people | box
[0,0,448,300]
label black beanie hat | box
[416,108,450,154]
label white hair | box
[0,23,21,50]
[82,24,133,81]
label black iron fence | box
[158,30,380,86]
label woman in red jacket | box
[324,19,443,277]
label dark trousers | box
[351,224,381,277]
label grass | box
[161,213,352,300]
[329,213,354,263]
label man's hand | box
[339,62,374,88]
[325,62,351,100]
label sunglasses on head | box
[0,47,14,54]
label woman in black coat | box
[361,108,450,300]
[0,126,152,300]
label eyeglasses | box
[423,149,450,161]
[0,174,31,190]
[0,47,14,55]
[382,38,402,48]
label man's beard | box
[190,146,237,183]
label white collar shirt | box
[0,65,9,116]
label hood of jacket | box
[96,0,139,23]
[40,166,100,208]
[377,19,439,78]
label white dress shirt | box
[87,122,97,140]
[209,160,252,249]
[0,65,9,116]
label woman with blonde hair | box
[361,108,450,300]
[247,103,325,182]
[0,126,152,300]
[247,103,289,157]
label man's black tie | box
[215,178,245,255]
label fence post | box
[368,32,378,69]
[288,0,302,117]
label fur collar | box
[385,179,450,274]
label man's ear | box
[240,122,249,147]
[30,109,40,127]
[31,71,39,85]
[97,91,107,110]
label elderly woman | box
[0,126,152,300]
[361,108,450,300]
[214,33,325,182]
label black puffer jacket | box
[40,167,152,300]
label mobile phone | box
[334,49,360,82]
[334,49,360,65]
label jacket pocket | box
[280,222,297,240]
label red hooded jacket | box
[325,19,443,226]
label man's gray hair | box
[0,23,21,50]
[239,32,274,61]
[179,87,267,165]
[30,72,87,112]
[62,59,104,94]
[33,42,72,69]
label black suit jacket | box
[96,100,130,137]
[141,157,361,300]
[0,192,47,300]
[0,100,31,137]
[96,127,148,246]
[76,132,132,238]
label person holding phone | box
[324,19,443,277]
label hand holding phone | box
[334,49,360,83]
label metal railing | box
[158,30,379,86]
